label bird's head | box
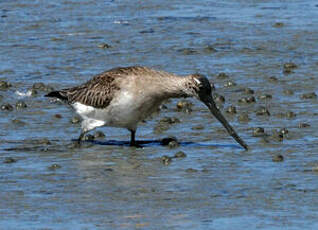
[185,73,248,150]
[187,74,213,101]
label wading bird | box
[46,66,248,149]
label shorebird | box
[46,66,248,150]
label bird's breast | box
[108,90,162,126]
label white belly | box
[71,90,162,132]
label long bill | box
[202,96,248,150]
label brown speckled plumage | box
[63,70,120,108]
[50,66,163,108]
[45,66,248,149]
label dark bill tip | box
[202,96,248,150]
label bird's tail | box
[45,90,68,101]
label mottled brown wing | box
[64,71,120,109]
[61,66,154,108]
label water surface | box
[1,0,318,229]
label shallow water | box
[1,0,318,229]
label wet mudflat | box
[1,0,318,229]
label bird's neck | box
[161,75,194,99]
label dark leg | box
[130,129,136,146]
[77,131,86,145]
[129,129,142,147]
